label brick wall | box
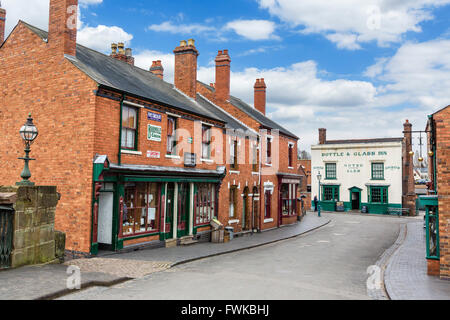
[0,22,98,253]
[434,107,450,280]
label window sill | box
[264,218,274,224]
[252,172,260,176]
[201,158,214,163]
[288,167,294,170]
[265,164,272,167]
[165,155,181,159]
[228,219,239,224]
[121,150,142,155]
[229,170,240,175]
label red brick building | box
[0,0,300,255]
[425,105,450,280]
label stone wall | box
[0,186,60,268]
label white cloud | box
[2,0,131,54]
[134,50,175,83]
[148,21,215,35]
[77,25,133,52]
[257,0,450,49]
[225,20,278,41]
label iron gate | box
[0,206,14,269]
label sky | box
[2,0,450,152]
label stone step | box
[179,237,198,246]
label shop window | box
[265,190,272,218]
[325,163,337,180]
[195,183,215,225]
[121,106,138,150]
[202,125,212,160]
[372,163,385,180]
[230,139,238,170]
[281,184,297,216]
[167,116,177,155]
[229,186,237,218]
[123,182,160,237]
[369,186,388,204]
[323,185,339,201]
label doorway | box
[242,187,249,231]
[351,192,361,210]
[165,183,175,239]
[177,183,190,238]
[98,191,114,250]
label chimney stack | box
[402,119,416,215]
[254,78,267,115]
[110,42,135,66]
[150,60,164,80]
[215,49,231,102]
[49,0,78,57]
[174,39,199,99]
[0,2,6,44]
[319,128,327,145]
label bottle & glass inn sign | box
[321,151,388,157]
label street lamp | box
[16,113,38,186]
[317,171,322,217]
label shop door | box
[98,192,114,250]
[165,183,175,239]
[177,183,190,238]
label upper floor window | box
[202,125,212,160]
[167,116,177,155]
[288,143,294,168]
[230,139,238,170]
[372,163,385,180]
[229,186,237,218]
[121,106,138,150]
[252,142,259,172]
[325,163,337,180]
[266,137,272,165]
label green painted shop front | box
[315,184,401,214]
[90,157,225,255]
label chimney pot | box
[111,43,117,54]
[180,40,187,47]
[187,39,195,47]
[125,48,132,57]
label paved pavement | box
[385,221,450,300]
[60,212,412,300]
[0,213,328,300]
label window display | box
[123,182,161,237]
[196,183,215,225]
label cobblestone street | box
[60,212,417,300]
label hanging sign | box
[148,124,162,141]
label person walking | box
[314,196,318,212]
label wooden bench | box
[387,207,410,217]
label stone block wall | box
[0,186,60,268]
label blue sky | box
[3,0,450,150]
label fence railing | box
[0,206,14,269]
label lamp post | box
[16,113,39,186]
[317,171,322,217]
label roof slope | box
[22,22,224,123]
[198,82,299,139]
[323,138,404,145]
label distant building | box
[311,124,416,215]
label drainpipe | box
[259,134,263,232]
[118,95,125,166]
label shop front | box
[277,173,302,226]
[90,156,226,255]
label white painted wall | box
[311,142,403,205]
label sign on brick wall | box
[148,125,162,142]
